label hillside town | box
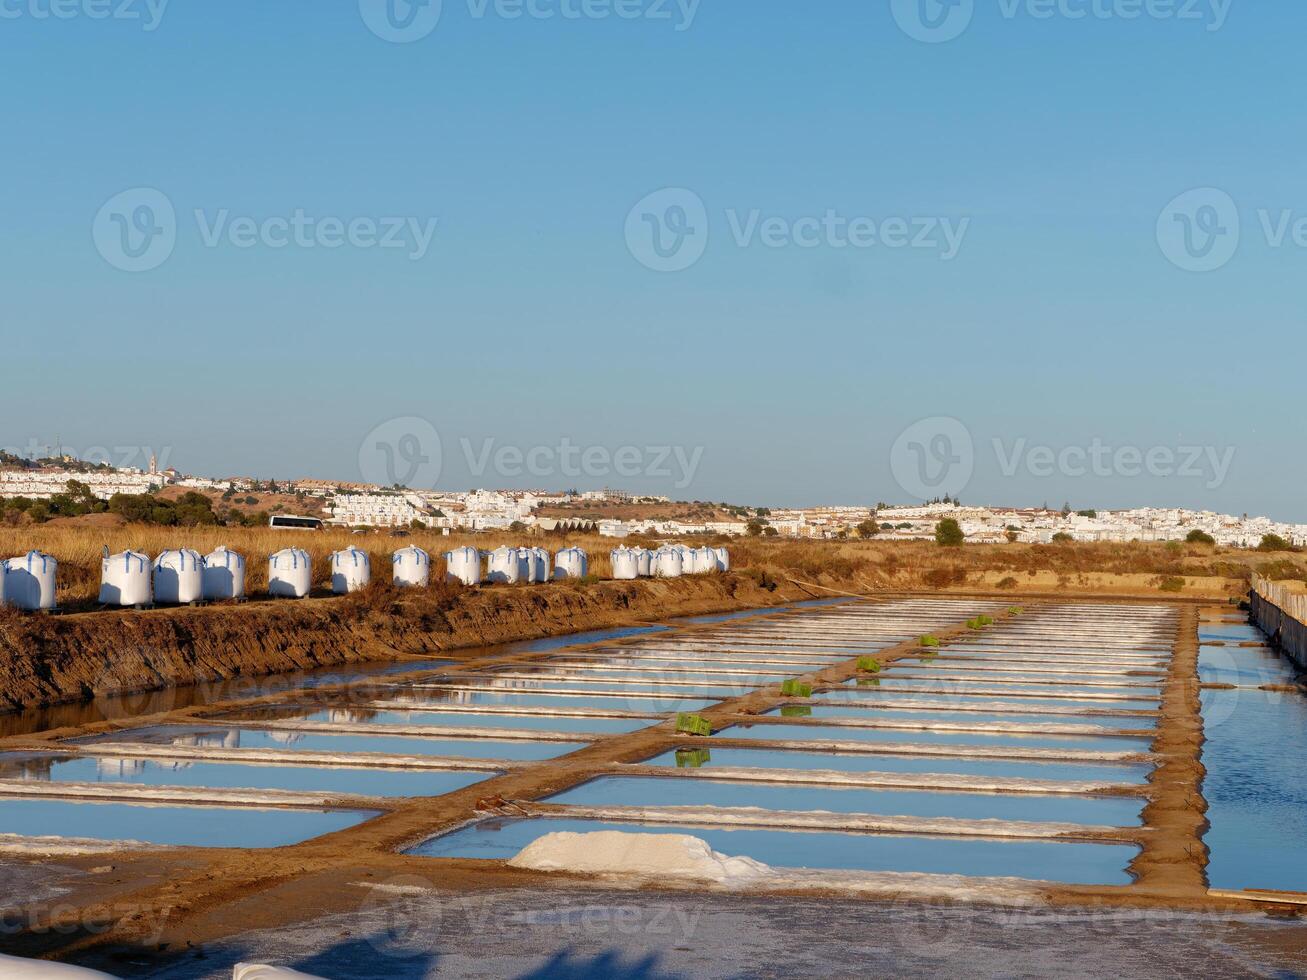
[1,454,1304,548]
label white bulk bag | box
[0,953,120,978]
[268,548,312,598]
[330,547,371,594]
[233,966,326,980]
[654,548,684,578]
[530,547,550,583]
[554,547,588,580]
[392,546,430,588]
[4,551,58,611]
[444,546,481,586]
[153,549,203,604]
[203,547,246,600]
[0,559,7,607]
[714,547,730,572]
[99,551,151,607]
[487,546,522,584]
[610,547,639,580]
[634,548,653,577]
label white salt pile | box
[507,831,773,884]
[0,954,119,978]
[233,966,325,980]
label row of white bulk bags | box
[330,546,371,595]
[204,546,246,599]
[445,545,482,586]
[269,547,313,598]
[393,545,430,588]
[1,550,58,611]
[154,548,204,604]
[555,547,588,580]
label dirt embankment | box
[0,573,805,713]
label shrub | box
[1186,530,1216,545]
[920,634,941,647]
[935,519,964,547]
[1051,532,1073,544]
[997,576,1019,589]
[1259,533,1293,553]
[1157,576,1186,593]
[857,656,882,673]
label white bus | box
[268,515,324,531]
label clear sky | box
[3,1,1303,517]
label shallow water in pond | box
[764,706,1154,730]
[851,677,1161,696]
[220,706,653,734]
[411,816,1139,885]
[0,797,373,848]
[1198,645,1300,687]
[396,689,717,712]
[0,752,496,799]
[819,689,1160,712]
[640,748,1150,785]
[78,725,590,760]
[1201,684,1307,891]
[1198,625,1265,644]
[546,776,1144,826]
[720,722,1153,753]
[444,675,753,699]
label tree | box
[935,518,964,547]
[1005,530,1019,544]
[746,520,765,537]
[1052,532,1074,544]
[1076,509,1097,519]
[855,519,879,539]
[1186,529,1216,545]
[1259,533,1293,552]
[763,526,778,537]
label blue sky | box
[3,0,1303,517]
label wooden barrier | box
[1249,574,1307,672]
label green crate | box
[857,656,882,673]
[920,634,941,647]
[675,748,712,768]
[675,713,713,737]
[978,614,994,626]
[1008,606,1023,616]
[781,679,813,698]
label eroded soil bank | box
[0,573,812,713]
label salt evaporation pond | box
[821,689,1161,712]
[0,797,373,848]
[0,752,497,799]
[219,706,653,735]
[81,725,590,761]
[720,722,1154,754]
[545,775,1144,826]
[764,706,1157,730]
[640,748,1150,785]
[1200,644,1307,891]
[412,816,1139,885]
